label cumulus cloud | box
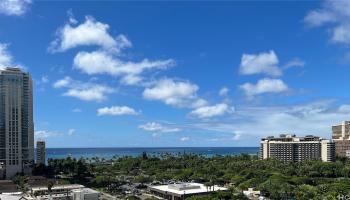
[219,87,229,96]
[53,76,72,88]
[139,122,181,135]
[73,50,175,85]
[304,0,350,44]
[190,103,234,118]
[97,106,139,116]
[49,16,130,53]
[0,43,12,69]
[143,78,207,108]
[0,43,24,69]
[0,0,32,16]
[53,76,114,102]
[50,15,175,86]
[239,78,288,97]
[239,50,282,76]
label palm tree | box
[47,180,54,196]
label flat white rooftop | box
[0,194,34,200]
[72,187,100,194]
[31,184,85,192]
[149,183,227,195]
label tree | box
[295,184,319,200]
[14,175,29,194]
[47,180,55,195]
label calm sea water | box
[45,147,259,160]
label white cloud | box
[143,78,207,108]
[49,16,130,53]
[53,77,114,102]
[304,0,350,44]
[239,78,288,97]
[97,106,139,116]
[239,50,282,76]
[283,58,305,69]
[63,85,113,102]
[35,130,62,139]
[139,122,181,134]
[68,128,75,136]
[232,132,241,141]
[0,43,24,69]
[338,104,350,113]
[0,0,32,16]
[35,129,76,139]
[219,87,229,96]
[332,24,350,43]
[190,103,234,118]
[189,100,350,141]
[72,108,82,113]
[53,76,72,88]
[180,136,190,141]
[0,43,12,68]
[50,15,175,85]
[41,75,49,83]
[73,50,175,85]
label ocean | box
[45,147,259,160]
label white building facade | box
[149,183,227,200]
[0,68,34,179]
[260,134,335,162]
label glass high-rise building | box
[0,67,34,179]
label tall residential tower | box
[332,121,350,157]
[36,140,45,165]
[0,68,34,179]
[260,134,335,162]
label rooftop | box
[149,183,227,195]
[72,188,100,194]
[261,134,328,142]
[0,194,34,200]
[31,184,84,192]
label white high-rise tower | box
[0,67,34,179]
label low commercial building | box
[72,188,99,200]
[0,194,34,200]
[149,183,227,200]
[31,184,99,200]
[31,184,84,197]
[260,134,335,162]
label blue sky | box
[1,0,350,147]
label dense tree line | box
[33,153,350,199]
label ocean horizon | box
[44,147,259,161]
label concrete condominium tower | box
[260,134,335,162]
[332,121,350,157]
[36,140,45,165]
[0,68,34,179]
